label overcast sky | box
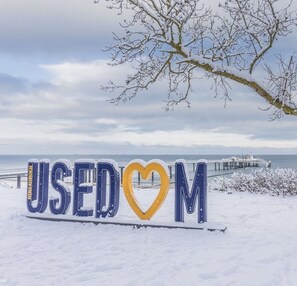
[0,0,297,155]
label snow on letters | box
[26,159,207,225]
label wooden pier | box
[209,157,270,171]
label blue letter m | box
[175,161,207,223]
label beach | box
[1,170,297,285]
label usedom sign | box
[26,159,208,228]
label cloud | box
[0,0,297,155]
[0,59,296,155]
[0,0,121,59]
[0,0,296,60]
[1,118,297,155]
[0,73,28,94]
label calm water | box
[0,154,296,175]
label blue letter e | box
[73,161,95,217]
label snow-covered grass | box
[1,181,297,286]
[210,168,297,196]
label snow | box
[74,159,96,164]
[27,159,39,163]
[1,182,297,286]
[52,159,72,170]
[97,159,120,173]
[210,168,297,196]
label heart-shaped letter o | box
[122,160,170,220]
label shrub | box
[209,168,297,197]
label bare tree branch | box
[97,0,297,119]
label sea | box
[0,154,297,176]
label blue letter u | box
[27,160,49,213]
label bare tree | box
[96,0,297,119]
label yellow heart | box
[122,160,170,220]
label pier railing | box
[0,158,270,189]
[0,172,27,189]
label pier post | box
[169,166,173,179]
[88,169,91,183]
[17,175,21,189]
[93,168,96,183]
[120,166,124,184]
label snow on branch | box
[97,0,297,118]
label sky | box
[0,0,297,155]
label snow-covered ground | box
[1,181,297,286]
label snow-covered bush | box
[209,168,297,197]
